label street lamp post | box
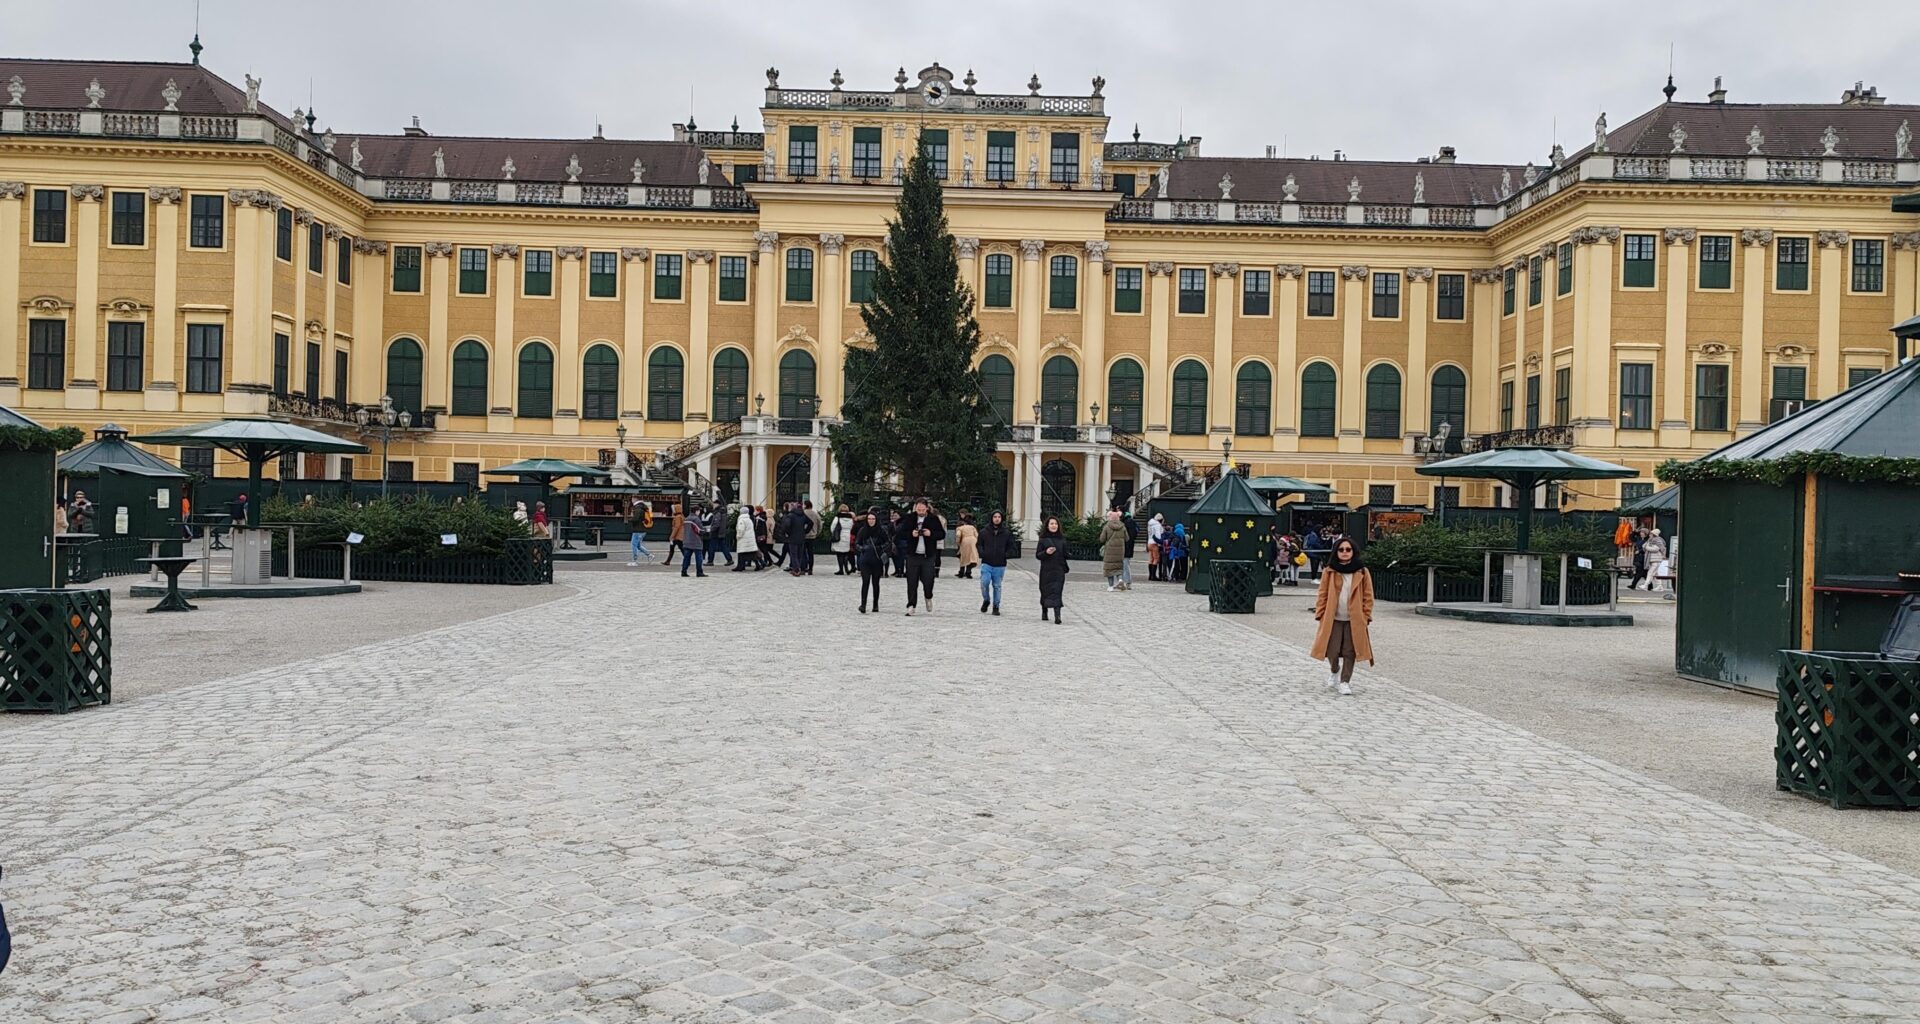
[353,395,411,499]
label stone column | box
[955,237,980,307]
[323,226,345,403]
[1099,450,1113,507]
[1008,449,1026,526]
[619,248,650,420]
[1535,245,1557,428]
[750,442,770,507]
[1208,262,1239,445]
[1337,265,1368,449]
[817,233,844,416]
[0,182,21,404]
[1815,231,1848,398]
[145,187,181,409]
[66,185,107,405]
[687,249,715,422]
[1660,227,1694,442]
[1145,262,1173,435]
[752,231,779,407]
[1405,267,1434,436]
[489,244,519,429]
[1507,258,1527,426]
[1737,230,1772,433]
[1893,233,1920,333]
[425,240,454,408]
[1082,241,1109,423]
[1572,228,1617,442]
[224,189,276,411]
[1469,268,1502,432]
[350,241,386,407]
[808,441,827,509]
[290,212,310,396]
[555,245,584,433]
[1273,265,1302,443]
[1016,239,1045,418]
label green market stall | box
[1183,472,1275,597]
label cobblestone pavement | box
[4,569,1920,1023]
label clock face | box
[923,81,948,106]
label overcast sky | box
[7,1,1916,164]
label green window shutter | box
[1113,268,1142,313]
[1106,360,1143,432]
[588,252,618,297]
[393,247,423,292]
[1170,361,1208,435]
[785,249,813,302]
[1300,364,1337,437]
[654,254,682,299]
[386,338,423,414]
[983,253,1013,308]
[1776,238,1809,290]
[1698,236,1732,289]
[647,348,684,421]
[712,349,749,421]
[1364,365,1402,438]
[718,256,748,301]
[1234,363,1271,435]
[516,343,553,418]
[1557,242,1573,295]
[1623,234,1657,287]
[581,346,619,420]
[1429,366,1466,436]
[980,355,1015,426]
[1040,356,1079,424]
[1049,256,1077,310]
[778,350,817,417]
[451,340,488,416]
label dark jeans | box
[860,566,884,608]
[681,547,705,575]
[905,554,937,606]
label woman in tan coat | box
[953,511,980,579]
[1309,536,1374,695]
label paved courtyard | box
[4,567,1920,1024]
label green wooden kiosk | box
[1183,472,1276,596]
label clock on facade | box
[922,80,948,106]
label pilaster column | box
[1009,449,1025,524]
[322,226,345,401]
[1079,450,1099,516]
[1507,258,1527,425]
[1893,232,1920,329]
[1816,230,1847,398]
[687,249,714,421]
[1082,240,1108,423]
[1208,262,1239,441]
[1273,265,1302,441]
[226,189,278,407]
[556,245,584,431]
[807,441,826,509]
[490,244,519,426]
[1660,228,1694,437]
[955,237,980,300]
[1016,239,1045,418]
[1469,268,1502,432]
[1737,230,1772,432]
[817,233,844,415]
[750,442,770,507]
[291,211,311,395]
[1535,245,1558,428]
[69,184,106,401]
[145,187,181,406]
[752,231,779,407]
[1405,267,1434,435]
[350,241,386,406]
[425,240,453,409]
[619,247,650,419]
[1573,227,1618,439]
[0,183,21,399]
[1337,265,1368,448]
[1145,261,1173,434]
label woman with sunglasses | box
[1309,536,1374,695]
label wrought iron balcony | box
[1474,425,1573,450]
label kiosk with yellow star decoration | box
[1181,471,1276,597]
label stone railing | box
[1103,141,1183,162]
[1474,425,1572,450]
[103,112,159,136]
[767,87,1103,117]
[1615,157,1669,179]
[1691,157,1744,179]
[580,185,629,207]
[687,129,765,149]
[450,181,496,203]
[1299,203,1346,223]
[1767,159,1820,181]
[1844,160,1896,183]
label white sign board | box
[440,533,458,546]
[345,532,365,545]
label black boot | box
[1053,608,1062,624]
[980,599,989,613]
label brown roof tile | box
[1167,156,1521,207]
[350,135,710,186]
[1585,101,1917,159]
[0,57,297,130]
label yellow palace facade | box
[3,56,1918,522]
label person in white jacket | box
[734,506,759,572]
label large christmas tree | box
[831,133,1003,500]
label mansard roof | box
[0,57,297,129]
[350,135,711,187]
[1165,156,1519,207]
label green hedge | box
[1362,520,1612,578]
[260,496,530,558]
[0,425,84,453]
[1658,452,1920,487]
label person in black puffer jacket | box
[974,510,1014,615]
[854,508,891,614]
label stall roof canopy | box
[98,461,189,480]
[1416,446,1636,481]
[129,418,369,456]
[563,484,649,495]
[1246,475,1334,496]
[1187,472,1275,516]
[483,458,605,478]
[1,404,43,428]
[1618,484,1678,514]
[58,423,186,476]
[1698,354,1920,462]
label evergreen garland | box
[0,425,85,453]
[1657,452,1920,486]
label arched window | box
[1041,458,1077,521]
[1430,365,1467,437]
[581,344,619,421]
[848,249,879,304]
[1301,362,1337,437]
[1365,364,1403,438]
[385,338,423,416]
[647,347,684,421]
[1048,255,1078,310]
[1106,358,1143,433]
[516,342,553,418]
[450,340,487,416]
[775,452,810,507]
[979,354,1015,426]
[778,349,817,418]
[1234,362,1272,436]
[712,348,749,421]
[1041,355,1078,426]
[785,248,813,302]
[1170,360,1208,435]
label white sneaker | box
[627,561,639,566]
[926,600,934,614]
[1326,673,1340,691]
[1337,681,1353,696]
[905,607,915,616]
[1107,583,1117,592]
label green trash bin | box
[0,588,113,713]
[1208,559,1260,614]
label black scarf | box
[1328,547,1364,574]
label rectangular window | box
[272,332,290,396]
[1436,273,1465,320]
[1307,271,1335,317]
[852,127,883,178]
[1241,270,1270,316]
[1623,233,1657,287]
[391,246,422,292]
[522,250,553,296]
[1372,272,1401,318]
[848,250,878,304]
[983,253,1013,308]
[1621,482,1655,503]
[27,320,65,390]
[452,462,480,487]
[309,223,324,272]
[733,163,759,184]
[334,351,348,404]
[1557,242,1573,296]
[1695,364,1729,430]
[1503,268,1516,314]
[1525,373,1541,429]
[1698,235,1733,289]
[1177,268,1207,314]
[1618,362,1653,429]
[1368,484,1396,507]
[181,447,214,479]
[588,251,618,298]
[1527,256,1543,306]
[306,341,321,400]
[1553,367,1570,426]
[1776,237,1809,290]
[457,247,487,294]
[1048,131,1079,183]
[785,248,814,302]
[274,206,291,260]
[920,129,949,179]
[1433,485,1460,510]
[1112,267,1142,313]
[1113,172,1135,196]
[1500,380,1514,431]
[338,235,352,284]
[654,253,683,299]
[111,191,146,246]
[188,194,224,248]
[986,131,1016,182]
[1770,365,1806,423]
[718,255,748,302]
[106,322,144,392]
[1048,256,1077,310]
[1851,239,1884,292]
[1848,366,1880,388]
[186,323,224,394]
[788,125,818,177]
[386,461,414,483]
[32,189,67,243]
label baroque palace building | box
[3,54,1919,523]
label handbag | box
[1293,552,1308,566]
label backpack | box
[772,517,788,543]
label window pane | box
[1234,363,1271,435]
[848,250,877,304]
[1372,273,1400,318]
[1364,365,1401,438]
[186,323,224,393]
[983,253,1013,308]
[654,254,682,299]
[918,129,948,179]
[1300,364,1336,437]
[1048,131,1080,183]
[718,255,748,301]
[451,341,489,416]
[309,223,324,271]
[852,127,883,178]
[712,349,750,420]
[1527,257,1542,306]
[458,247,488,293]
[1170,362,1207,435]
[523,250,552,296]
[1048,255,1077,309]
[1776,238,1809,290]
[1177,268,1206,314]
[1437,274,1465,320]
[1307,272,1335,317]
[517,344,554,418]
[1694,364,1729,430]
[1852,239,1884,292]
[1618,363,1653,429]
[32,189,67,243]
[1106,360,1143,432]
[788,125,818,177]
[1503,268,1515,314]
[386,339,424,415]
[1557,242,1573,295]
[338,235,352,283]
[189,194,224,248]
[1242,270,1270,315]
[107,322,145,392]
[1525,373,1541,429]
[393,246,423,292]
[1623,234,1657,287]
[588,251,618,298]
[1430,366,1466,436]
[113,192,147,246]
[582,346,619,420]
[272,332,290,396]
[986,131,1016,182]
[647,349,684,420]
[1113,267,1142,313]
[785,248,814,302]
[306,341,321,400]
[1698,235,1732,289]
[1553,367,1570,426]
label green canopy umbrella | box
[1245,475,1334,498]
[1416,446,1634,551]
[57,423,186,479]
[482,458,605,508]
[129,419,369,527]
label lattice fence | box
[1208,560,1260,614]
[1777,651,1920,809]
[0,589,112,713]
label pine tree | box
[831,132,1003,501]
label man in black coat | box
[900,498,946,616]
[781,503,812,577]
